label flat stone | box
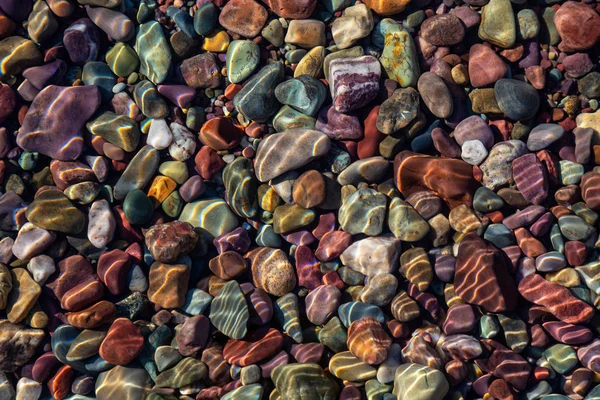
[180,53,220,89]
[468,44,508,88]
[209,280,249,340]
[219,0,267,38]
[96,366,151,400]
[478,0,516,48]
[393,363,449,400]
[421,14,465,46]
[148,262,190,308]
[527,124,565,151]
[26,191,85,234]
[179,198,238,239]
[135,21,171,84]
[0,321,44,372]
[329,56,380,113]
[0,36,42,77]
[494,79,540,121]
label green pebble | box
[158,161,188,184]
[366,379,393,400]
[82,61,116,101]
[133,80,169,119]
[18,151,38,171]
[480,315,500,339]
[559,160,584,185]
[543,344,578,374]
[135,21,172,85]
[379,20,420,88]
[106,43,140,78]
[123,189,154,225]
[64,182,101,205]
[193,2,218,36]
[274,75,327,117]
[273,204,315,234]
[5,174,25,195]
[182,289,212,315]
[473,186,504,213]
[339,188,387,236]
[222,157,258,219]
[262,19,284,47]
[221,384,263,400]
[186,106,205,131]
[272,105,316,132]
[558,215,595,241]
[274,293,303,343]
[318,316,348,353]
[226,40,260,84]
[161,191,183,218]
[209,280,249,340]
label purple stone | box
[281,230,316,246]
[213,227,251,254]
[518,41,540,69]
[157,84,196,109]
[512,153,548,205]
[22,60,67,90]
[16,85,101,160]
[0,0,32,21]
[562,53,593,79]
[0,127,12,159]
[0,191,27,231]
[17,80,39,102]
[64,18,100,65]
[434,254,456,282]
[179,175,206,203]
[451,5,480,28]
[453,115,494,148]
[529,212,553,237]
[543,321,592,345]
[328,55,380,113]
[259,351,289,378]
[315,105,363,140]
[502,205,546,230]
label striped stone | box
[86,111,140,152]
[329,351,376,381]
[441,334,482,360]
[223,328,283,367]
[390,290,420,322]
[543,321,592,345]
[577,339,600,373]
[575,261,600,294]
[66,330,106,362]
[401,336,443,369]
[179,198,238,239]
[222,157,258,218]
[347,317,391,365]
[497,314,529,353]
[393,363,449,400]
[254,129,331,182]
[512,153,548,205]
[148,262,190,309]
[272,363,339,400]
[209,280,249,340]
[274,293,302,343]
[400,248,433,291]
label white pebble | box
[87,199,116,248]
[461,139,488,166]
[169,122,196,161]
[147,118,173,150]
[16,377,41,400]
[129,264,148,293]
[27,255,55,285]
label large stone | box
[247,247,296,296]
[0,36,42,77]
[478,0,516,48]
[328,56,380,113]
[273,363,339,400]
[96,366,151,400]
[455,233,518,312]
[340,236,401,277]
[254,129,330,182]
[143,221,198,263]
[554,1,600,52]
[494,79,540,121]
[0,321,44,372]
[16,85,100,160]
[135,21,171,84]
[234,62,284,123]
[25,191,85,234]
[179,198,238,239]
[209,280,249,340]
[393,363,449,400]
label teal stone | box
[256,224,282,248]
[338,302,384,328]
[543,344,578,374]
[572,202,598,225]
[166,6,196,38]
[484,224,515,248]
[559,160,584,185]
[405,10,426,29]
[323,0,353,13]
[155,357,207,388]
[275,75,327,117]
[480,315,500,339]
[540,7,559,46]
[179,198,238,239]
[114,145,160,200]
[149,325,172,350]
[134,80,169,119]
[318,316,348,353]
[161,191,183,218]
[550,223,565,253]
[52,325,88,373]
[222,157,258,218]
[558,215,595,241]
[82,61,117,101]
[339,188,387,236]
[226,40,260,84]
[186,106,205,131]
[137,0,156,23]
[86,111,140,152]
[83,355,113,374]
[526,382,552,400]
[273,105,317,132]
[274,293,303,343]
[569,285,592,303]
[18,151,38,170]
[286,49,307,64]
[497,314,529,353]
[221,383,263,400]
[182,288,212,315]
[540,396,570,400]
[193,2,218,36]
[378,20,419,88]
[123,189,153,225]
[586,385,600,400]
[327,146,352,174]
[209,280,249,339]
[575,261,600,295]
[135,21,172,84]
[366,379,393,400]
[473,186,504,213]
[233,62,284,123]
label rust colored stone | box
[199,117,245,151]
[347,317,391,365]
[223,328,283,366]
[99,318,144,365]
[65,301,116,329]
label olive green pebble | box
[18,151,38,170]
[162,191,184,218]
[158,161,188,184]
[123,189,154,225]
[106,43,140,77]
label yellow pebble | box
[147,175,177,208]
[203,30,230,52]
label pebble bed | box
[0,0,599,399]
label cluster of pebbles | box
[0,0,600,399]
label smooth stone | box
[494,79,540,121]
[96,366,151,400]
[0,321,44,372]
[147,119,172,150]
[461,140,488,165]
[113,145,160,200]
[393,364,449,400]
[306,285,341,325]
[337,157,389,186]
[421,14,465,46]
[517,9,540,40]
[209,280,249,340]
[331,3,373,49]
[166,6,195,38]
[554,1,600,52]
[222,384,263,400]
[254,129,330,182]
[247,247,296,296]
[340,236,400,277]
[0,36,42,77]
[418,72,453,119]
[87,6,134,42]
[544,344,578,374]
[16,377,41,400]
[193,2,218,35]
[148,261,190,309]
[272,363,339,400]
[234,62,284,123]
[274,293,303,343]
[222,157,258,219]
[27,0,58,43]
[223,328,283,366]
[273,106,317,133]
[558,215,594,241]
[400,248,433,291]
[16,85,100,160]
[63,18,100,65]
[87,111,140,151]
[123,189,153,225]
[12,222,55,260]
[273,204,315,234]
[377,87,419,134]
[329,56,381,113]
[478,0,516,48]
[179,198,238,239]
[66,330,106,362]
[155,346,181,372]
[226,40,260,84]
[527,124,565,151]
[513,153,548,204]
[26,191,85,234]
[143,221,198,264]
[275,75,326,117]
[219,0,267,38]
[285,19,326,48]
[388,197,430,241]
[168,122,196,162]
[180,53,220,89]
[316,105,363,140]
[133,80,168,119]
[6,268,40,323]
[468,44,508,88]
[484,223,515,248]
[329,351,377,381]
[27,255,54,285]
[135,21,172,84]
[347,317,391,364]
[379,21,420,88]
[339,188,387,236]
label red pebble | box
[99,318,144,365]
[48,365,74,400]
